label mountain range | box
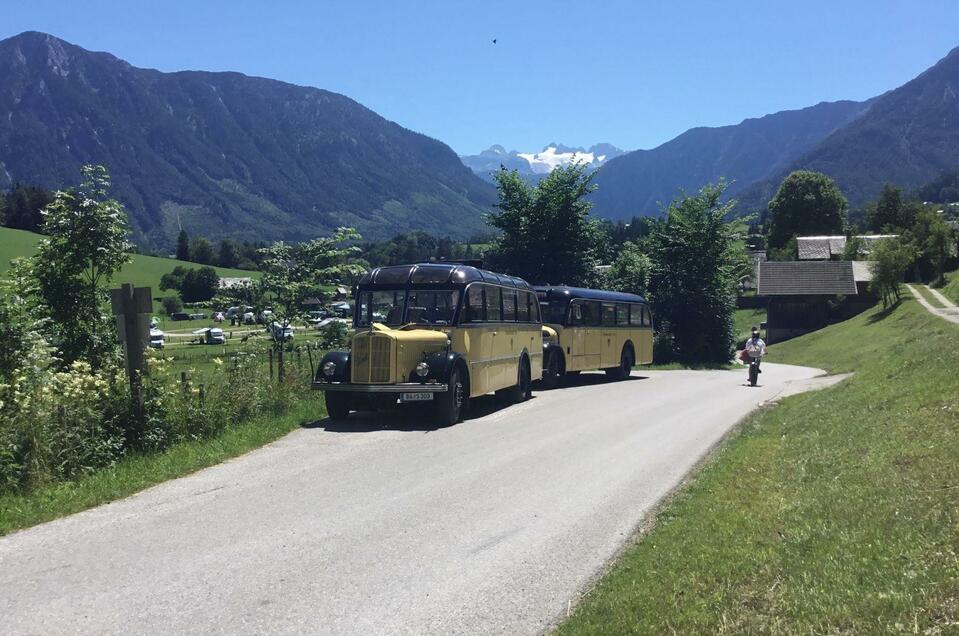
[591,44,959,220]
[461,143,626,183]
[1,30,958,244]
[0,31,496,246]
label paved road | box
[0,363,827,635]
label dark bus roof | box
[534,285,647,304]
[357,263,534,291]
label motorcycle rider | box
[745,327,767,380]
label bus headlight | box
[322,361,337,377]
[415,361,430,377]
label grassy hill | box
[0,227,259,307]
[560,297,959,634]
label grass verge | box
[0,396,326,536]
[559,297,959,634]
[940,268,959,304]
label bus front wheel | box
[325,391,351,421]
[435,367,466,426]
[541,351,562,389]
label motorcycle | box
[748,356,761,386]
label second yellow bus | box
[535,286,653,387]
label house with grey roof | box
[796,235,897,261]
[757,260,876,343]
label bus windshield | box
[355,289,460,327]
[539,301,567,325]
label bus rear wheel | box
[606,347,634,380]
[504,356,532,404]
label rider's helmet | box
[751,327,760,338]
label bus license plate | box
[401,392,433,402]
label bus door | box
[584,301,603,369]
[487,286,510,389]
[600,302,618,367]
[462,283,491,395]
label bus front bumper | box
[311,381,449,393]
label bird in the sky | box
[492,38,497,44]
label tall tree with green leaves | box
[909,206,953,285]
[486,164,603,285]
[867,184,919,232]
[648,182,743,364]
[33,165,132,369]
[217,239,240,268]
[189,237,215,265]
[767,171,847,250]
[257,227,365,340]
[175,229,190,261]
[869,238,918,308]
[604,241,652,296]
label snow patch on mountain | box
[460,142,625,182]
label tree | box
[161,295,183,315]
[648,182,742,364]
[159,265,219,302]
[181,267,220,302]
[175,230,190,261]
[33,165,132,369]
[2,185,54,233]
[909,207,952,285]
[870,239,918,308]
[841,235,865,261]
[188,237,214,265]
[217,239,240,268]
[767,171,847,250]
[767,236,798,262]
[159,266,188,293]
[605,241,652,296]
[486,164,602,285]
[257,228,364,343]
[866,184,920,233]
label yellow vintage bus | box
[535,286,653,387]
[313,263,543,425]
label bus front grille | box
[351,333,393,383]
[369,335,392,383]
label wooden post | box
[278,346,285,383]
[111,283,152,431]
[269,349,274,380]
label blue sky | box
[3,1,958,155]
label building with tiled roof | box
[796,235,897,260]
[757,260,876,343]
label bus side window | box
[616,303,629,326]
[503,290,517,321]
[530,293,542,322]
[517,291,529,322]
[629,304,643,326]
[486,285,502,321]
[466,285,485,322]
[582,301,601,326]
[643,307,651,327]
[602,303,616,326]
